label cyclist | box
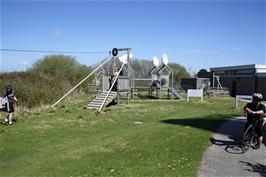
[243,93,266,149]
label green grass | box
[0,96,242,177]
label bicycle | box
[241,116,266,153]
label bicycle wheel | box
[241,125,255,153]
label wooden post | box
[131,88,134,99]
[117,91,120,105]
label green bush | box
[30,55,90,85]
[0,55,92,108]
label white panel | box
[0,97,6,108]
[187,89,203,102]
[187,89,203,97]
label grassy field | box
[0,96,242,177]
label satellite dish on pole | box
[152,56,159,67]
[119,54,133,64]
[162,53,168,65]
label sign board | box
[187,89,203,102]
[235,95,252,108]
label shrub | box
[0,55,92,108]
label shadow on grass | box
[160,114,233,133]
[106,101,118,107]
[240,161,266,177]
[135,94,158,99]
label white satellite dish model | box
[152,56,160,67]
[162,53,169,66]
[119,54,133,64]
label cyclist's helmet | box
[252,93,263,101]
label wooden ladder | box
[87,91,117,110]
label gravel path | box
[197,117,266,177]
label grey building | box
[181,78,210,90]
[210,64,266,99]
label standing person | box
[113,68,119,78]
[243,93,266,149]
[3,85,18,125]
[109,68,118,89]
[111,68,119,92]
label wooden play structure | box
[53,48,184,113]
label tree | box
[168,63,191,82]
[92,58,190,83]
[197,68,211,78]
[30,54,91,83]
[130,59,154,78]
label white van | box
[0,97,6,111]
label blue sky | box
[1,0,265,73]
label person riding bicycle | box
[243,93,266,149]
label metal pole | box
[160,78,162,99]
[52,56,113,107]
[235,95,238,108]
[171,70,174,100]
[127,49,131,76]
[212,72,215,88]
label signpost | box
[187,89,203,102]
